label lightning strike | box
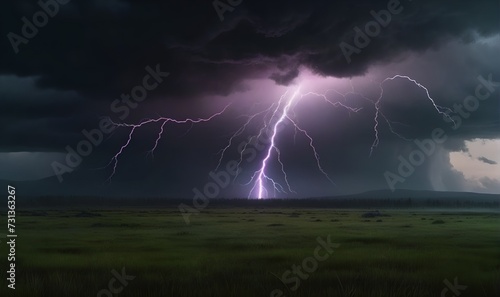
[369,75,456,155]
[105,74,453,200]
[229,87,361,199]
[249,87,301,199]
[105,104,231,182]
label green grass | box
[0,208,498,296]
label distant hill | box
[329,189,500,203]
[1,176,498,208]
[3,175,498,199]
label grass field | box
[0,208,499,296]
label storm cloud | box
[1,0,499,197]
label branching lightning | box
[105,74,454,199]
[104,104,231,182]
[369,75,455,156]
[223,87,362,199]
[249,87,301,199]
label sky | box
[1,0,499,198]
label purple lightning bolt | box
[105,104,231,182]
[148,120,167,158]
[369,75,456,155]
[104,74,454,199]
[248,87,301,199]
[234,86,362,199]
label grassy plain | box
[0,208,498,296]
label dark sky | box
[1,0,499,198]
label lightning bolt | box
[104,74,454,200]
[369,75,456,156]
[105,104,231,182]
[248,87,301,199]
[229,86,361,199]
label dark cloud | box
[1,0,499,97]
[270,67,300,85]
[1,0,499,196]
[478,156,497,165]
